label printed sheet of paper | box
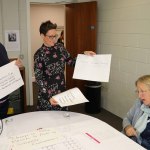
[52,87,89,107]
[73,54,112,82]
[8,127,99,150]
[0,61,24,99]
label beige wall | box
[97,0,150,118]
[98,0,150,117]
[78,0,150,118]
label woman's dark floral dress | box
[34,43,76,111]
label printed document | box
[52,87,88,107]
[73,54,112,82]
[8,127,100,150]
[0,61,24,99]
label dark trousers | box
[0,100,9,119]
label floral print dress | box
[34,43,76,110]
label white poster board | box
[73,54,112,82]
[0,61,24,99]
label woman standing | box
[34,20,95,111]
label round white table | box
[0,111,145,150]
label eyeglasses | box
[46,34,58,40]
[135,90,149,94]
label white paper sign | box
[73,54,112,82]
[0,61,24,99]
[52,87,88,107]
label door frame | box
[26,0,77,105]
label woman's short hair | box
[39,20,57,35]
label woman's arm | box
[123,100,141,137]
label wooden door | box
[65,1,97,93]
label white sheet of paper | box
[73,54,112,82]
[0,61,24,99]
[52,87,88,107]
[8,127,99,150]
[9,128,60,150]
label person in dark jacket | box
[0,43,22,119]
[0,43,10,119]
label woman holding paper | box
[0,43,23,119]
[123,75,150,149]
[34,20,95,111]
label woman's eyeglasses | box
[135,90,149,94]
[46,34,58,40]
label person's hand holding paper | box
[0,61,24,99]
[52,87,88,107]
[73,54,112,82]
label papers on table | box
[73,54,112,82]
[0,61,24,99]
[52,87,88,107]
[8,127,100,150]
[8,128,60,150]
[8,120,120,150]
